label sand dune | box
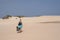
[0,16,60,40]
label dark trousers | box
[16,26,21,31]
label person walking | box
[17,18,23,33]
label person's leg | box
[17,25,23,33]
[16,26,19,31]
[18,28,22,33]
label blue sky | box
[0,0,60,17]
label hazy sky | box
[0,0,60,17]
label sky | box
[0,0,60,17]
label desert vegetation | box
[2,15,25,19]
[16,16,26,18]
[2,15,12,19]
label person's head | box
[19,18,22,22]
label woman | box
[17,18,23,33]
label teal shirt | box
[18,25,22,28]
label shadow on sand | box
[39,21,60,23]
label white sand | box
[0,16,60,40]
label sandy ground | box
[0,16,60,40]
